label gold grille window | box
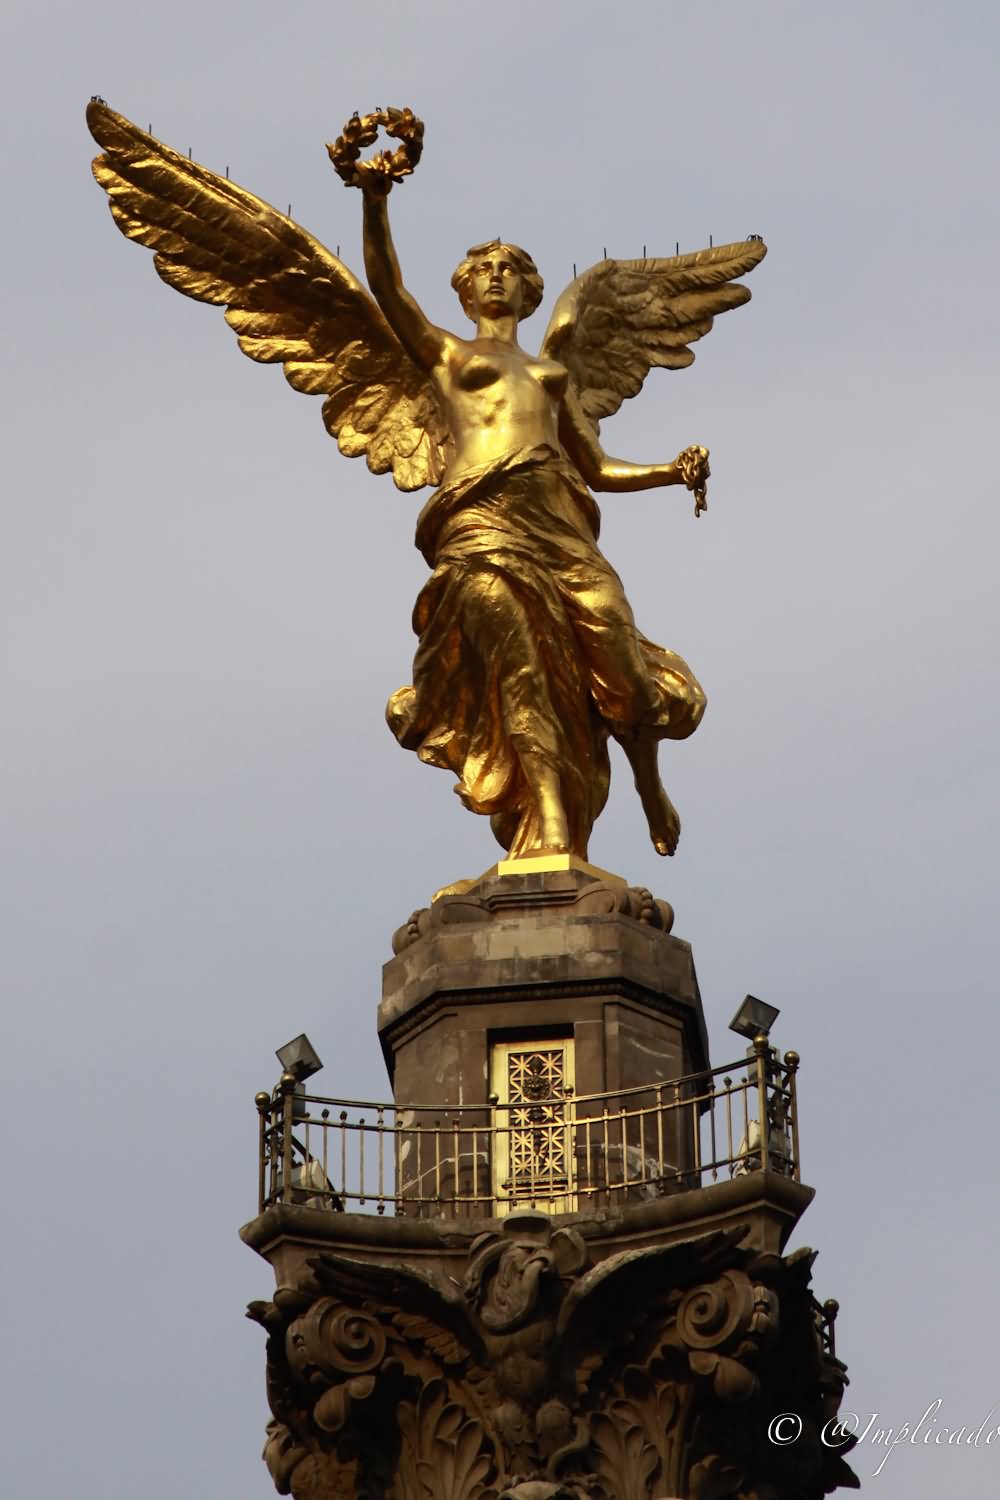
[490,1040,576,1212]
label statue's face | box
[468,247,524,320]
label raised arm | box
[559,387,709,496]
[361,184,445,372]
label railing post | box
[823,1297,839,1358]
[358,1116,366,1205]
[654,1083,664,1180]
[565,1087,576,1211]
[618,1104,627,1190]
[376,1104,386,1214]
[278,1070,297,1205]
[394,1109,404,1216]
[452,1117,461,1213]
[753,1035,770,1173]
[672,1083,682,1182]
[487,1093,499,1214]
[690,1085,701,1184]
[255,1090,271,1211]
[784,1049,801,1179]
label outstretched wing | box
[87,100,448,491]
[309,1250,486,1366]
[309,1250,498,1412]
[540,239,767,432]
[555,1226,748,1388]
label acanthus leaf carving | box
[589,1364,683,1500]
[395,1378,496,1500]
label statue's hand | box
[676,445,710,489]
[327,107,424,195]
[355,154,395,199]
[676,445,710,516]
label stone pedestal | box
[380,871,711,1210]
[381,869,709,1101]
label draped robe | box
[386,445,706,857]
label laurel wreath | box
[327,107,424,191]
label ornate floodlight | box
[728,994,780,1041]
[275,1033,323,1083]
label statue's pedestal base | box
[435,851,628,899]
[494,851,628,883]
[382,866,705,1106]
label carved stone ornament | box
[248,1211,857,1500]
[391,880,674,957]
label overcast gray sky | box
[3,2,999,1496]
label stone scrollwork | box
[676,1271,779,1402]
[677,1271,757,1349]
[249,1214,856,1500]
[285,1301,388,1434]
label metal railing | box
[254,1037,800,1218]
[814,1295,840,1359]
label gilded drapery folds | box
[388,447,705,858]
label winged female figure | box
[87,101,765,864]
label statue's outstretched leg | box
[617,733,680,856]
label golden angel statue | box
[87,102,766,865]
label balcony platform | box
[241,1166,814,1289]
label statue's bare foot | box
[646,786,681,856]
[618,735,681,856]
